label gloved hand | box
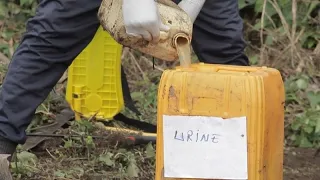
[178,0,206,23]
[122,0,170,43]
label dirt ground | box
[284,147,320,180]
[14,129,320,180]
[9,107,319,180]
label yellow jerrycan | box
[98,0,193,62]
[156,63,285,180]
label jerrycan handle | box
[215,66,261,73]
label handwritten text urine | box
[174,130,221,143]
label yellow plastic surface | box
[155,63,285,180]
[66,26,124,120]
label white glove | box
[178,0,206,23]
[122,0,170,43]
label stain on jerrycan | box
[98,0,193,62]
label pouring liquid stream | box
[175,36,192,68]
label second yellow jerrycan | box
[155,63,285,180]
[98,0,193,62]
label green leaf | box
[7,2,21,15]
[306,91,320,109]
[145,143,155,158]
[254,0,263,13]
[238,0,247,9]
[117,148,128,154]
[285,93,298,103]
[77,120,94,132]
[54,170,66,178]
[98,153,115,167]
[265,35,273,45]
[295,78,308,90]
[299,136,313,148]
[249,55,258,65]
[0,44,9,51]
[289,134,296,141]
[20,0,35,7]
[17,151,38,165]
[238,0,255,9]
[291,121,301,131]
[277,26,287,36]
[131,92,143,99]
[126,161,139,178]
[0,1,8,17]
[315,117,320,134]
[307,39,317,49]
[254,0,277,16]
[280,1,294,26]
[278,0,291,7]
[302,1,319,23]
[85,135,95,148]
[303,124,314,134]
[125,153,139,178]
[72,167,85,177]
[64,139,73,148]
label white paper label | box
[163,115,248,179]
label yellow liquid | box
[175,37,192,68]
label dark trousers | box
[0,0,248,145]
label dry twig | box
[259,0,268,64]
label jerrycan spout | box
[173,33,191,47]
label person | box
[0,0,248,177]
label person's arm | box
[178,0,206,23]
[122,0,170,43]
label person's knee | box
[16,0,102,65]
[27,2,98,48]
[192,0,249,65]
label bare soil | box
[284,147,320,180]
[15,134,320,180]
